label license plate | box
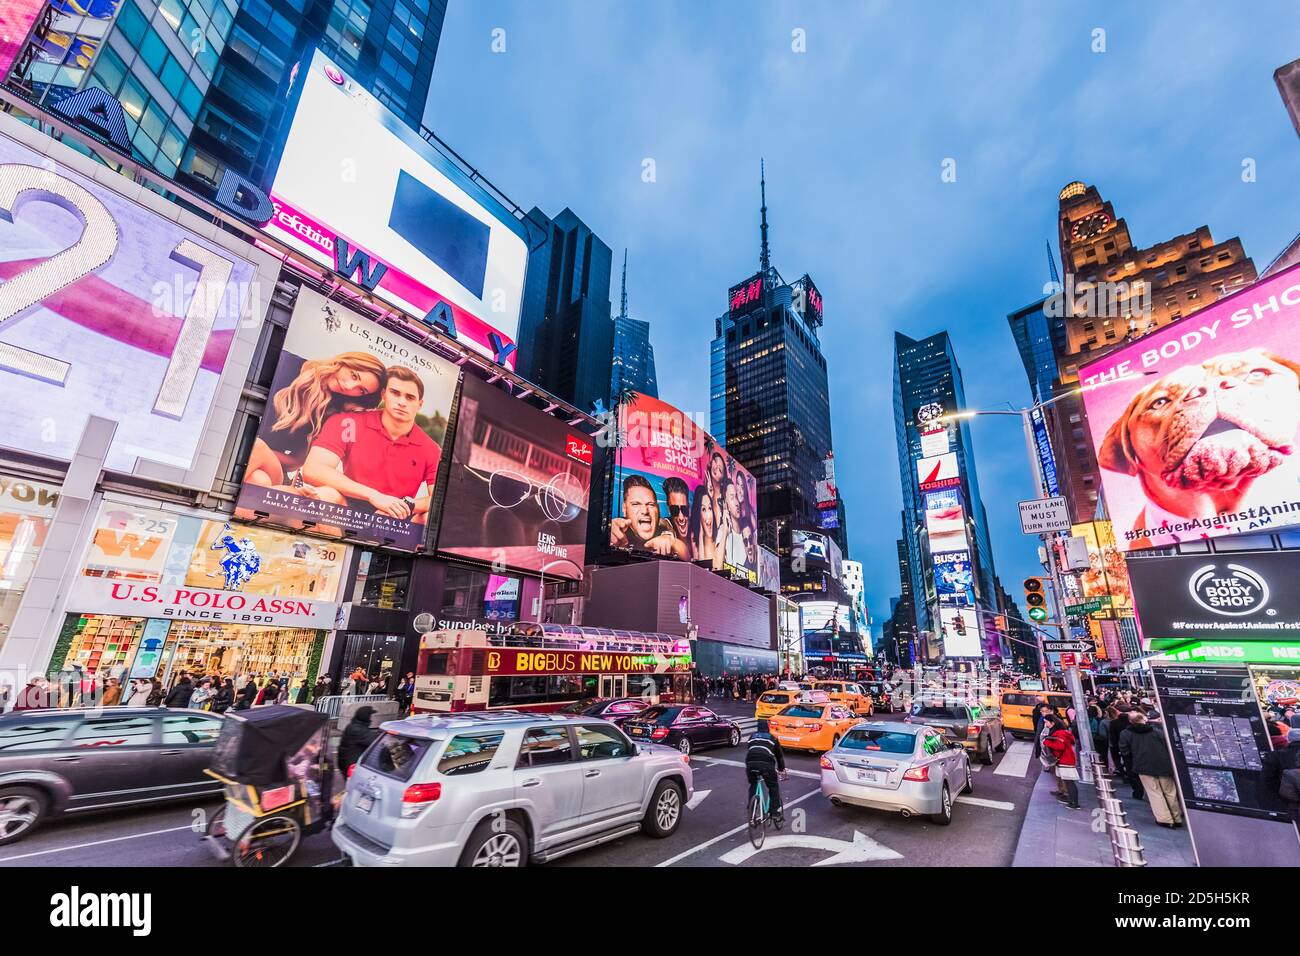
[854,769,883,784]
[775,734,796,742]
[355,793,374,814]
[630,727,645,736]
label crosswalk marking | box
[994,741,1034,777]
[955,796,1016,811]
[691,755,821,780]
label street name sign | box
[1066,596,1112,615]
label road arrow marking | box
[994,741,1033,777]
[686,789,711,810]
[718,830,902,866]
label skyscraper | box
[710,163,846,588]
[610,251,658,398]
[4,0,447,195]
[1044,181,1256,522]
[517,207,615,413]
[893,330,1001,659]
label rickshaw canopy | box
[211,705,329,786]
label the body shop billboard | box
[0,115,275,486]
[436,374,590,579]
[1080,264,1300,550]
[235,287,459,549]
[267,51,529,366]
[610,392,759,583]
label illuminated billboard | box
[610,392,759,584]
[1080,263,1300,550]
[234,287,459,550]
[916,452,960,491]
[939,607,981,658]
[0,0,45,79]
[267,51,529,366]
[436,374,590,579]
[759,546,780,593]
[933,549,974,606]
[1069,520,1132,610]
[924,488,968,553]
[0,117,274,486]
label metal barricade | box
[1090,753,1146,867]
[313,694,389,719]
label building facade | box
[893,330,1001,660]
[710,170,846,593]
[1045,181,1256,522]
[610,253,658,398]
[4,0,447,197]
[517,206,616,414]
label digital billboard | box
[916,452,960,490]
[267,51,529,366]
[793,529,830,563]
[610,392,759,583]
[924,488,968,552]
[0,0,45,78]
[939,607,981,658]
[1069,519,1132,610]
[235,287,459,550]
[759,546,780,593]
[0,119,273,485]
[436,374,590,579]
[1079,264,1300,549]
[933,549,974,606]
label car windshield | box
[780,705,825,719]
[841,730,916,755]
[911,704,968,721]
[636,706,682,726]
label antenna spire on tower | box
[619,248,628,319]
[759,159,770,273]
[1046,239,1061,286]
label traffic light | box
[953,614,966,635]
[1023,577,1048,623]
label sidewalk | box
[1012,766,1197,867]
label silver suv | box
[332,710,693,867]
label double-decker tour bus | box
[413,623,693,713]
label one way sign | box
[1044,640,1092,653]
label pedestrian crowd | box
[5,667,321,713]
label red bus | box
[413,623,694,714]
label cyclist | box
[746,718,789,827]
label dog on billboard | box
[1098,348,1300,534]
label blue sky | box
[424,1,1300,641]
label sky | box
[424,1,1300,643]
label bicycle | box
[746,771,788,849]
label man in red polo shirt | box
[302,365,441,522]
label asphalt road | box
[0,699,1038,868]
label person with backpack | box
[1119,710,1183,828]
[1262,717,1300,826]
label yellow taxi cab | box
[1000,689,1074,738]
[768,701,862,752]
[812,680,874,717]
[755,689,829,720]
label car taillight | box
[903,766,929,782]
[651,727,670,740]
[401,782,441,818]
[819,755,833,770]
[967,725,980,738]
[681,754,690,765]
[808,722,822,732]
[347,764,356,779]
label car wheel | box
[964,763,974,795]
[831,733,841,749]
[677,736,692,756]
[0,786,47,845]
[980,737,994,765]
[996,732,1007,753]
[729,727,741,747]
[930,784,953,826]
[459,817,529,867]
[643,780,684,838]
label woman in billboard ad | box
[236,288,458,549]
[610,393,759,581]
[434,374,590,579]
[1080,265,1300,550]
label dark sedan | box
[622,704,742,756]
[555,697,651,726]
[0,707,224,845]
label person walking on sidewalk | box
[338,705,380,778]
[1262,718,1300,826]
[1119,711,1183,828]
[1042,715,1082,810]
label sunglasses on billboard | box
[466,466,584,523]
[667,504,690,518]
